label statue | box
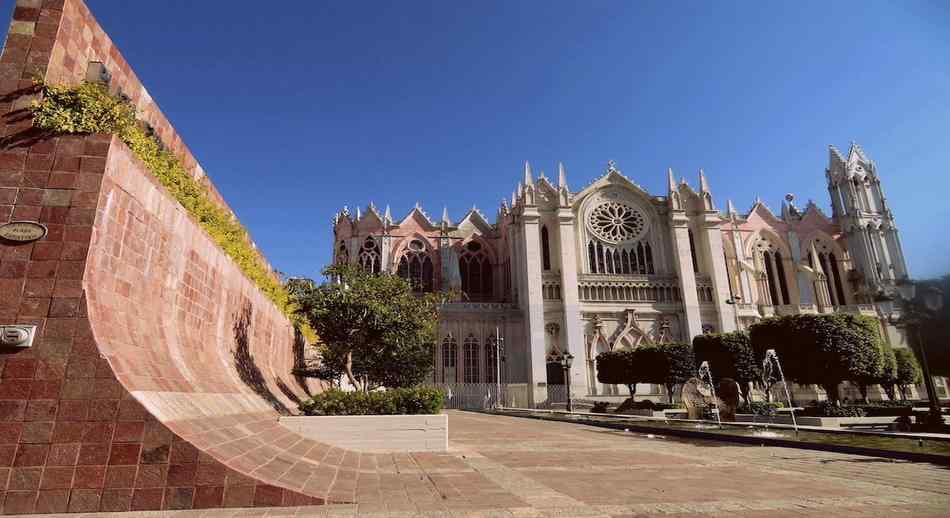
[715,378,741,422]
[680,377,742,421]
[680,378,711,420]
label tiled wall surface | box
[0,0,348,513]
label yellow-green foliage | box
[31,80,314,339]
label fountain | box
[763,349,798,435]
[698,361,723,429]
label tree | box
[596,343,695,403]
[916,275,950,377]
[895,348,923,400]
[692,331,758,403]
[876,343,898,401]
[293,264,440,391]
[749,314,884,403]
[658,342,697,404]
[596,349,638,396]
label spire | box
[523,161,533,186]
[511,190,517,205]
[441,206,451,225]
[558,162,567,189]
[699,168,710,193]
[538,169,546,181]
[384,204,392,222]
[727,199,736,215]
[355,206,362,220]
[517,182,523,198]
[667,168,676,192]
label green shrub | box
[29,80,314,340]
[738,401,784,416]
[299,387,444,416]
[802,401,867,417]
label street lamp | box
[892,281,944,427]
[493,327,505,409]
[557,352,575,413]
[725,294,742,331]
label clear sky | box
[7,1,950,279]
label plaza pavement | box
[18,411,950,517]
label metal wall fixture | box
[0,325,36,348]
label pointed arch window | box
[588,238,654,275]
[540,226,552,271]
[753,237,789,305]
[441,335,457,383]
[463,334,480,383]
[397,239,434,292]
[459,241,493,300]
[688,229,700,274]
[812,240,847,306]
[358,236,381,274]
[336,241,349,265]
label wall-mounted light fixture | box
[1,325,36,348]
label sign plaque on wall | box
[0,221,48,243]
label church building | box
[331,143,925,402]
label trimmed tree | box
[895,348,923,400]
[749,313,884,404]
[916,275,950,377]
[876,343,899,401]
[293,264,440,391]
[595,343,694,402]
[659,342,697,404]
[596,349,638,396]
[692,331,758,403]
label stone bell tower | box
[827,143,908,300]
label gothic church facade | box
[331,143,918,401]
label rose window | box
[588,202,646,243]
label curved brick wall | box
[0,0,381,513]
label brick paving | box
[15,410,950,517]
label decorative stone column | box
[700,216,737,332]
[670,218,703,340]
[556,208,586,392]
[520,208,548,404]
[789,231,813,306]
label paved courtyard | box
[19,411,950,517]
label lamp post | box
[893,281,944,427]
[494,327,505,409]
[725,295,742,331]
[557,352,575,413]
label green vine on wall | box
[30,80,315,340]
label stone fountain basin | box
[493,409,950,465]
[735,414,902,428]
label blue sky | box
[7,1,950,279]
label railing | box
[838,304,879,316]
[439,302,519,313]
[577,276,680,303]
